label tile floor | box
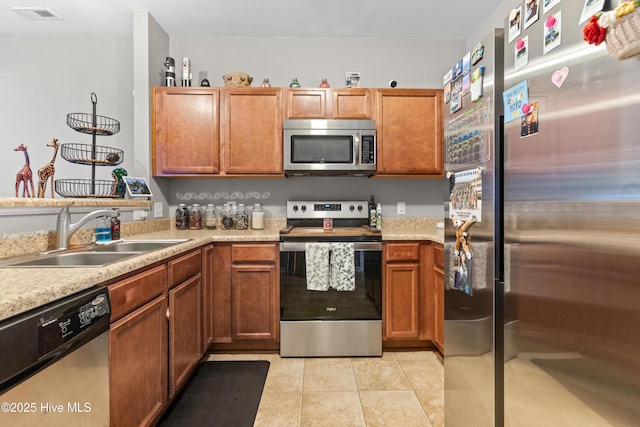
[207,351,444,427]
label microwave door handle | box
[354,133,360,166]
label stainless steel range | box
[279,200,382,357]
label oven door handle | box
[279,241,382,252]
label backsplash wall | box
[167,176,445,219]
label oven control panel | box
[287,201,368,219]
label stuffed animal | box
[222,72,253,87]
[453,216,477,259]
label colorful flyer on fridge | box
[503,80,529,123]
[448,168,483,223]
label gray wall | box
[3,1,536,232]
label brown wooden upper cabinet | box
[152,87,284,177]
[285,88,373,119]
[223,88,283,175]
[375,89,444,176]
[153,87,220,176]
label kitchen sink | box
[84,239,190,253]
[0,239,190,268]
[0,251,141,268]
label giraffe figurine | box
[37,138,60,198]
[14,144,35,198]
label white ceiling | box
[1,0,504,40]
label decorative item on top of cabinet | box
[36,138,59,198]
[285,88,373,119]
[376,89,444,176]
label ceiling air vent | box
[10,7,63,20]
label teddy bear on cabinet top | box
[222,72,253,87]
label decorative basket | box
[66,112,120,135]
[606,8,640,60]
[54,179,119,198]
[60,143,124,166]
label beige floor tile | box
[253,392,302,427]
[303,360,357,392]
[263,360,304,393]
[259,353,304,363]
[415,389,444,427]
[352,359,412,391]
[301,391,366,427]
[359,390,432,427]
[398,359,444,390]
[351,351,396,362]
[393,351,441,363]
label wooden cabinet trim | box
[231,243,278,263]
[108,265,167,322]
[384,242,421,262]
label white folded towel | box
[330,242,355,291]
[305,243,331,291]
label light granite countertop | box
[0,217,443,322]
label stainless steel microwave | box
[283,119,376,177]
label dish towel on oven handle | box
[305,242,331,291]
[330,242,355,291]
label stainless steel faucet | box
[56,203,120,250]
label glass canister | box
[189,204,203,230]
[204,204,217,230]
[221,204,234,230]
[175,204,189,230]
[235,203,249,230]
[251,203,264,230]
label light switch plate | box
[154,202,163,218]
[397,202,406,215]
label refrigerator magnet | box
[543,0,561,15]
[579,0,605,25]
[520,101,539,138]
[508,7,522,43]
[503,80,529,123]
[444,81,452,104]
[543,11,562,54]
[450,93,463,114]
[515,36,529,71]
[524,0,540,29]
[452,60,463,80]
[443,68,453,85]
[462,52,471,75]
[471,43,484,65]
[462,74,471,96]
[552,67,569,87]
[470,66,485,102]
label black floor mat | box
[158,360,270,427]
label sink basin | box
[86,239,190,253]
[0,239,190,268]
[0,252,141,268]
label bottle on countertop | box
[369,195,377,228]
[189,204,203,230]
[235,204,249,230]
[110,211,121,240]
[175,204,189,230]
[204,204,217,230]
[96,217,111,243]
[251,203,264,230]
[375,203,382,230]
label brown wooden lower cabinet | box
[110,295,168,427]
[231,264,278,340]
[383,241,443,351]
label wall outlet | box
[397,202,406,215]
[154,202,163,218]
[133,210,147,221]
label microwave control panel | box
[361,135,375,164]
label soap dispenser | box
[96,217,111,243]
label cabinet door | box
[223,88,283,175]
[332,89,373,119]
[231,264,278,341]
[384,263,420,340]
[286,89,327,118]
[168,274,203,398]
[212,244,232,343]
[110,295,168,427]
[376,89,443,175]
[153,87,220,175]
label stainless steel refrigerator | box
[443,2,640,426]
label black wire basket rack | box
[60,143,124,166]
[55,179,120,198]
[66,112,120,136]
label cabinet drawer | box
[433,244,444,269]
[384,242,420,262]
[231,243,277,263]
[109,265,167,322]
[168,249,202,288]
